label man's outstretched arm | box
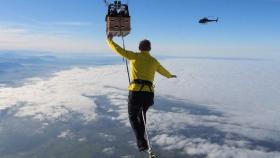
[107,34,136,60]
[157,64,177,78]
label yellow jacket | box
[107,39,173,92]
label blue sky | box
[0,0,279,58]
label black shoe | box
[149,152,158,158]
[141,150,158,158]
[137,139,148,152]
[138,143,148,152]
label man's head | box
[139,39,151,52]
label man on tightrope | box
[107,33,176,152]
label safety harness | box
[130,79,154,92]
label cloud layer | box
[1,58,280,157]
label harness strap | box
[130,79,153,92]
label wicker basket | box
[106,16,131,37]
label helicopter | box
[199,17,219,24]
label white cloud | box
[57,130,74,139]
[0,65,129,121]
[98,133,116,142]
[78,137,87,142]
[155,59,280,137]
[0,68,101,121]
[0,26,27,34]
[102,147,115,155]
[152,134,280,158]
[0,24,107,53]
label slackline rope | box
[142,108,153,157]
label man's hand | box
[171,75,177,78]
[107,33,113,40]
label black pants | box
[128,91,154,151]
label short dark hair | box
[139,39,151,51]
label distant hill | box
[0,62,23,70]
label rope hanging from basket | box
[121,37,131,83]
[120,21,131,83]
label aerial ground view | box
[0,0,279,158]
